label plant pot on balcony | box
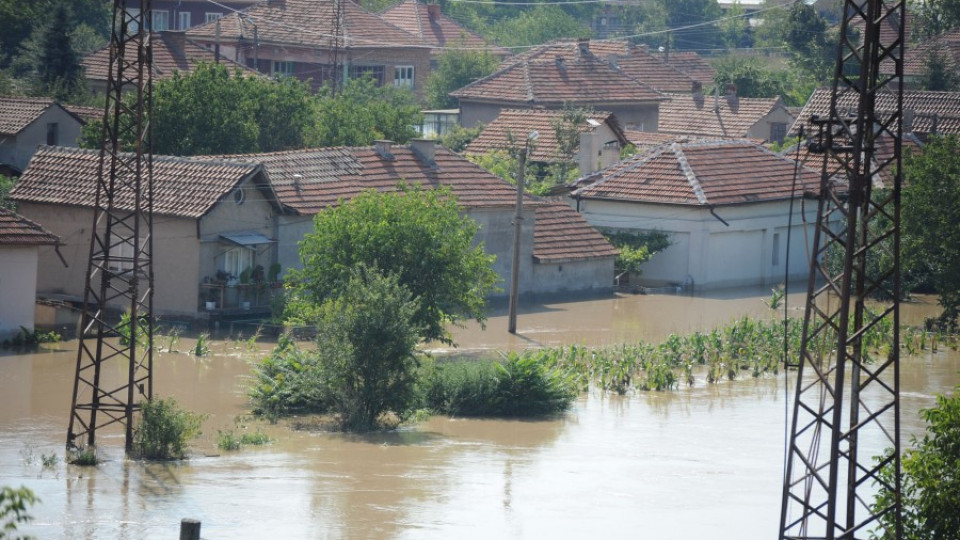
[205,301,217,311]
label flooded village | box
[3,0,960,539]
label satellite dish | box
[658,46,665,52]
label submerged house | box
[221,139,618,296]
[0,208,60,341]
[10,146,281,318]
[572,139,819,290]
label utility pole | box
[508,131,538,334]
[780,1,905,538]
[67,0,154,453]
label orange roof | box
[533,203,618,263]
[379,0,507,56]
[452,43,663,105]
[0,208,59,246]
[11,146,266,219]
[649,50,716,87]
[574,140,818,206]
[658,93,789,140]
[82,31,259,83]
[186,0,427,49]
[465,108,627,163]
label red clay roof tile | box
[0,97,56,136]
[0,208,60,246]
[792,87,960,137]
[658,93,788,139]
[533,202,617,263]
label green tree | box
[921,47,960,91]
[902,136,960,325]
[312,266,422,430]
[308,76,421,147]
[710,54,814,106]
[0,485,38,540]
[424,44,499,109]
[488,5,590,48]
[602,230,670,277]
[549,105,590,185]
[659,0,723,51]
[718,1,753,49]
[872,387,960,540]
[287,185,498,345]
[438,123,484,153]
[911,0,960,40]
[35,3,82,100]
[80,63,315,156]
[0,175,16,211]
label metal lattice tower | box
[780,1,905,538]
[67,0,154,453]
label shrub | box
[1,326,60,348]
[250,334,330,417]
[0,485,39,539]
[132,397,205,460]
[422,355,577,417]
[67,446,98,466]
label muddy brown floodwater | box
[1,288,958,540]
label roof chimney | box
[725,83,739,110]
[724,83,737,97]
[555,55,565,69]
[427,3,441,21]
[374,140,394,160]
[692,80,702,95]
[410,139,437,167]
[577,38,590,56]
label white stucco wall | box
[577,197,817,290]
[0,246,41,341]
[0,108,84,173]
[532,256,615,294]
[459,101,659,133]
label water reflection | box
[0,289,957,539]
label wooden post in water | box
[180,518,201,540]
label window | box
[151,10,169,31]
[772,233,781,266]
[394,65,414,88]
[126,7,140,33]
[108,236,146,274]
[349,65,385,86]
[46,123,59,145]
[205,12,223,23]
[770,122,787,144]
[178,11,191,30]
[223,247,254,280]
[272,61,295,77]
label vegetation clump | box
[131,397,205,460]
[872,386,960,540]
[1,327,60,348]
[67,446,98,467]
[0,485,39,540]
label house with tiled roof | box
[0,97,86,174]
[185,0,433,95]
[572,139,819,290]
[452,39,665,130]
[657,88,795,143]
[220,139,617,295]
[464,109,629,176]
[792,87,960,139]
[10,146,282,318]
[150,0,260,31]
[0,208,60,341]
[649,50,716,88]
[379,0,509,63]
[82,31,261,95]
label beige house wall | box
[746,105,795,142]
[459,100,659,133]
[0,246,41,341]
[197,181,278,284]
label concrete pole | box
[508,131,537,334]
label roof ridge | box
[575,140,673,194]
[672,142,708,205]
[522,60,535,102]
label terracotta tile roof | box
[533,202,617,263]
[452,41,663,105]
[622,131,740,152]
[10,146,263,219]
[0,97,56,136]
[62,104,102,124]
[379,0,507,56]
[900,27,960,77]
[500,40,695,93]
[658,93,789,140]
[780,132,923,187]
[82,31,258,83]
[186,0,427,49]
[649,50,716,87]
[464,108,627,163]
[0,208,60,246]
[792,87,960,137]
[217,143,529,214]
[574,139,818,206]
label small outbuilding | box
[0,208,60,341]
